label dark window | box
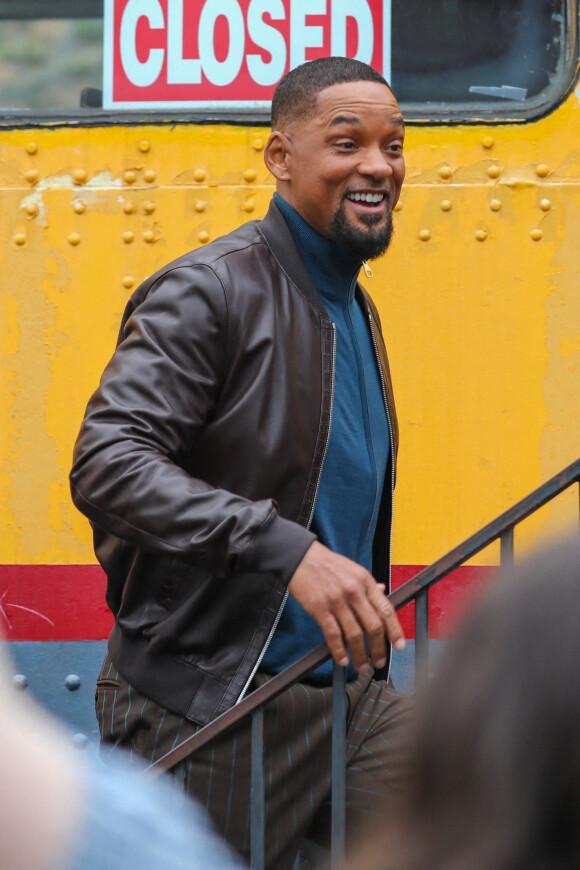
[392,0,569,116]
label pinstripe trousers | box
[96,652,413,870]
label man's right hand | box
[287,541,405,675]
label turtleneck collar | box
[274,193,362,304]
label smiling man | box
[267,69,405,261]
[71,57,413,870]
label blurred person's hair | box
[361,536,580,870]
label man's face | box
[272,80,405,261]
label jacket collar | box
[257,199,382,337]
[258,198,330,318]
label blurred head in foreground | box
[362,536,580,870]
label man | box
[71,56,412,869]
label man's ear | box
[264,131,291,181]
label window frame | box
[0,0,577,129]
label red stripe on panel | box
[0,563,496,641]
[392,564,496,639]
[0,565,113,641]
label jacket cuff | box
[244,512,316,584]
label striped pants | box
[96,652,413,870]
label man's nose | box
[358,147,393,180]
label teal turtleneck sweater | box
[261,194,390,684]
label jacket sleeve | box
[70,263,315,583]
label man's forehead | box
[315,80,404,126]
[328,113,405,128]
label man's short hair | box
[271,57,392,130]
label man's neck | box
[273,193,361,302]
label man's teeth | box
[347,192,384,203]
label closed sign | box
[103,0,391,109]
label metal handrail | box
[389,457,580,611]
[151,456,580,772]
[148,457,580,868]
[150,641,333,773]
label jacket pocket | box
[155,560,187,610]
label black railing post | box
[331,662,347,866]
[500,527,514,568]
[415,588,429,684]
[250,708,265,870]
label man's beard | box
[329,199,393,261]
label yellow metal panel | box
[1,87,580,566]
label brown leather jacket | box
[70,199,398,726]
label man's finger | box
[374,589,406,651]
[332,604,373,673]
[319,612,349,668]
[347,595,388,670]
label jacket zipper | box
[367,309,395,685]
[236,322,337,703]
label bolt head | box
[65,674,81,691]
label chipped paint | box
[20,190,48,226]
[85,171,122,189]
